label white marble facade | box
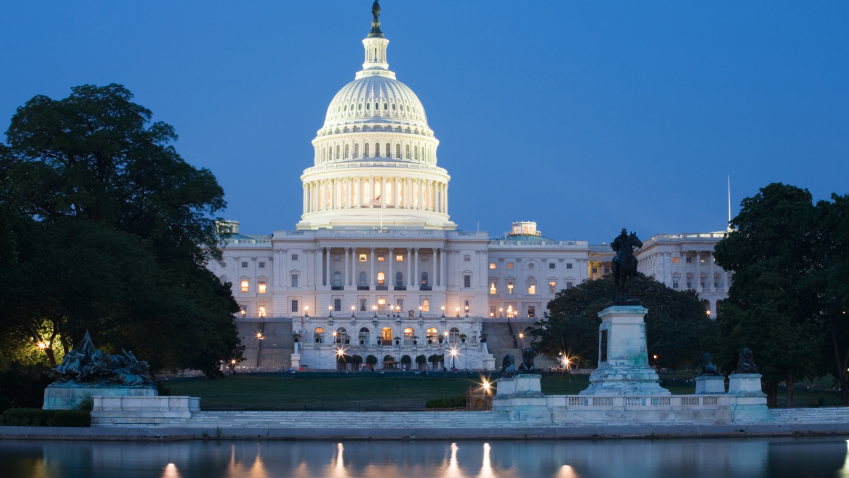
[205,16,732,370]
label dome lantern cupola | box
[359,1,393,80]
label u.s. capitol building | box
[207,7,733,371]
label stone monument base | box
[492,374,551,422]
[43,384,157,410]
[726,373,770,421]
[695,375,726,394]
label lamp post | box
[499,307,503,318]
[455,307,460,317]
[441,306,445,318]
[518,332,524,348]
[351,305,356,318]
[450,348,458,371]
[464,305,469,317]
[328,305,333,318]
[304,306,309,318]
[372,305,377,318]
[418,306,423,318]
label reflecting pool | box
[3,437,849,478]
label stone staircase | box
[170,410,552,428]
[481,321,558,370]
[769,407,849,423]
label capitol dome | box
[297,5,455,231]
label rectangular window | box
[604,267,610,274]
[396,255,403,262]
[377,255,385,262]
[360,298,367,311]
[507,262,514,269]
[291,275,298,287]
[592,267,598,274]
[259,262,266,269]
[673,281,679,289]
[490,306,496,317]
[687,282,692,288]
[507,281,514,294]
[549,281,556,294]
[422,299,429,312]
[528,305,535,318]
[258,280,267,294]
[566,263,573,270]
[528,284,536,295]
[258,306,266,317]
[396,299,404,310]
[241,262,248,268]
[489,281,496,294]
[464,255,471,262]
[672,257,679,264]
[239,303,247,315]
[291,254,298,261]
[359,254,367,262]
[686,257,692,264]
[378,298,386,314]
[240,280,249,293]
[334,254,341,261]
[334,298,341,312]
[489,262,496,269]
[464,275,471,288]
[549,263,555,270]
[566,281,573,289]
[291,300,298,313]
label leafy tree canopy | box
[529,274,716,370]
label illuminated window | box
[258,306,266,317]
[377,255,385,262]
[507,305,514,318]
[507,263,514,269]
[382,327,392,342]
[489,262,496,269]
[359,254,367,262]
[490,282,497,294]
[464,255,471,262]
[528,305,536,318]
[672,257,679,264]
[549,281,556,294]
[241,280,249,293]
[528,284,536,295]
[396,255,403,262]
[426,327,437,341]
[377,272,385,286]
[507,280,514,294]
[422,299,430,312]
[258,280,267,294]
[315,327,324,343]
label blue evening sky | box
[1,1,847,244]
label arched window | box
[404,327,415,345]
[220,275,228,285]
[336,145,340,159]
[421,272,429,287]
[426,327,438,342]
[527,276,536,295]
[358,327,370,343]
[359,271,367,287]
[414,146,418,160]
[377,272,385,287]
[395,272,403,287]
[322,147,326,162]
[375,143,381,157]
[405,145,410,159]
[449,327,460,344]
[396,144,400,159]
[364,143,370,157]
[336,327,348,343]
[385,143,390,158]
[334,271,341,287]
[314,327,325,343]
[382,327,393,342]
[354,143,359,158]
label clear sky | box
[1,1,847,244]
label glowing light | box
[518,333,524,339]
[163,463,180,478]
[482,381,491,391]
[653,355,658,359]
[351,305,355,310]
[450,349,458,357]
[37,341,48,350]
[230,359,236,365]
[256,333,263,339]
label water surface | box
[3,437,849,478]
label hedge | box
[400,355,412,364]
[425,394,466,409]
[415,355,426,364]
[366,355,378,365]
[1,408,91,427]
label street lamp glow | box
[518,333,524,339]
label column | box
[370,247,376,288]
[407,247,412,287]
[709,251,716,292]
[388,247,393,289]
[444,183,448,215]
[351,247,356,286]
[393,177,399,207]
[344,247,349,288]
[695,250,701,290]
[324,248,329,287]
[331,179,336,210]
[440,247,445,287]
[417,179,423,210]
[414,248,419,288]
[381,177,387,208]
[302,184,307,214]
[406,178,412,209]
[431,181,436,211]
[347,177,353,209]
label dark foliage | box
[0,362,54,412]
[425,394,465,409]
[1,408,90,427]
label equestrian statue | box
[611,228,642,302]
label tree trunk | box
[43,347,57,367]
[764,381,778,408]
[785,370,795,408]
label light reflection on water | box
[2,437,849,478]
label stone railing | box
[91,396,201,427]
[553,395,724,410]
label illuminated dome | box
[297,4,454,231]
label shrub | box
[401,355,411,364]
[1,408,91,427]
[0,362,54,413]
[425,394,466,409]
[76,393,94,411]
[366,355,377,365]
[155,381,171,396]
[415,355,426,364]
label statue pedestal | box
[580,305,670,396]
[43,383,157,410]
[728,373,765,395]
[727,373,770,422]
[492,374,550,422]
[695,375,726,394]
[291,354,301,370]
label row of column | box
[303,176,447,215]
[315,139,434,164]
[320,247,446,289]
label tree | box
[713,183,824,407]
[529,274,716,370]
[0,85,242,376]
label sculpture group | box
[53,331,153,387]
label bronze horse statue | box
[611,229,642,301]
